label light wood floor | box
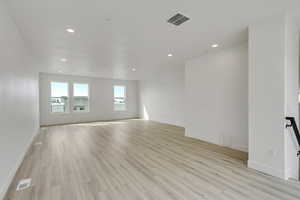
[4,119,300,200]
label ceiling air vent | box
[167,13,190,26]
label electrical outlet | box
[268,149,277,157]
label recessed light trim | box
[60,58,67,62]
[132,68,136,72]
[66,28,75,33]
[168,54,173,57]
[212,44,219,48]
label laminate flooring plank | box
[4,119,300,200]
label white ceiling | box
[6,0,300,80]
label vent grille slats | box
[16,179,32,191]
[167,13,190,26]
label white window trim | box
[113,85,127,112]
[49,81,70,114]
[72,82,90,113]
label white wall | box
[248,14,299,179]
[185,43,248,152]
[0,1,39,198]
[39,73,139,126]
[284,16,299,180]
[139,64,185,127]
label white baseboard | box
[185,131,220,146]
[230,144,248,152]
[0,130,39,200]
[286,166,298,180]
[248,160,287,180]
[186,131,248,153]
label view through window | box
[73,83,89,112]
[114,85,126,111]
[50,82,69,113]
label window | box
[50,82,69,113]
[73,83,89,112]
[114,85,126,111]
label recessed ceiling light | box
[66,28,75,33]
[212,44,219,48]
[60,58,67,62]
[58,70,63,73]
[168,54,173,57]
[132,68,136,72]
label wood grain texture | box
[4,119,300,200]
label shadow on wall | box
[143,105,149,120]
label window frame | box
[72,82,90,113]
[113,85,127,111]
[49,81,70,114]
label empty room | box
[2,0,300,199]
